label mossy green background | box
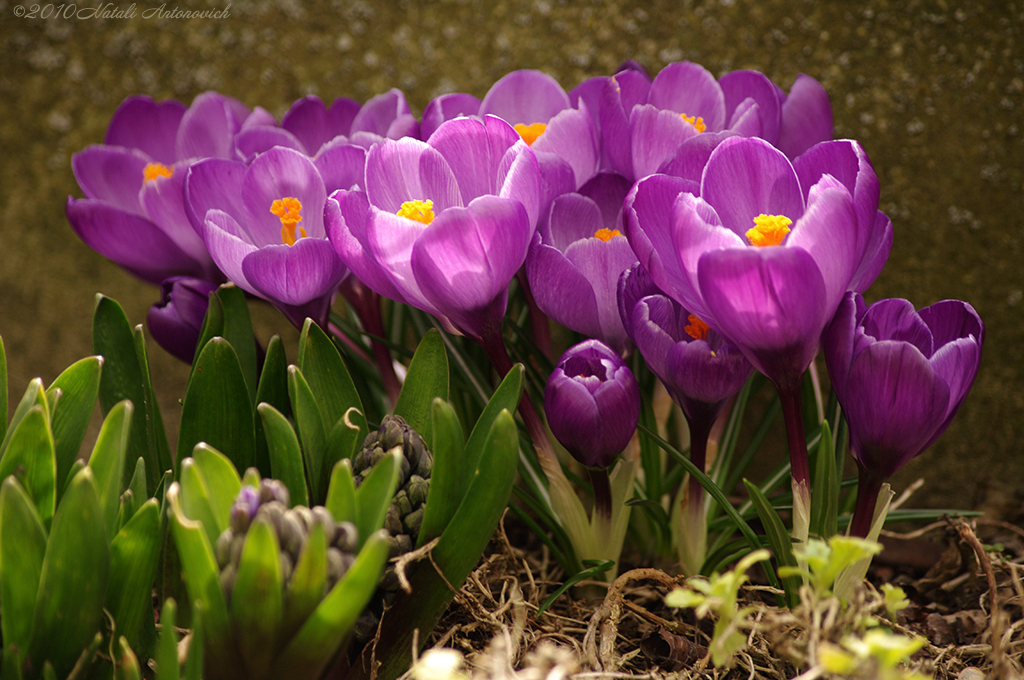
[1,0,1021,513]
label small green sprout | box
[779,535,883,600]
[880,583,910,621]
[666,549,770,667]
[818,628,929,680]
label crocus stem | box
[326,321,372,363]
[686,415,713,520]
[515,270,553,361]
[589,467,613,523]
[336,279,402,407]
[677,415,713,575]
[849,467,886,538]
[778,384,811,545]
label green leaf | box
[232,518,284,676]
[352,448,401,550]
[0,378,47,460]
[282,522,327,640]
[46,356,102,494]
[183,605,204,680]
[107,499,162,658]
[269,530,390,679]
[178,338,256,476]
[743,480,800,607]
[166,483,234,671]
[116,635,143,680]
[538,559,615,615]
[92,295,171,495]
[126,457,149,520]
[213,284,258,405]
[810,420,839,539]
[0,404,56,529]
[416,398,465,547]
[154,598,179,680]
[288,366,327,503]
[87,399,132,539]
[191,443,243,531]
[28,467,109,679]
[463,364,523,474]
[0,335,7,444]
[393,329,448,447]
[0,477,48,660]
[254,335,290,479]
[178,458,223,548]
[324,408,365,474]
[258,403,309,507]
[297,319,366,442]
[324,460,357,526]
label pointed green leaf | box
[191,443,243,530]
[46,356,102,492]
[258,403,308,507]
[107,499,161,657]
[88,399,132,539]
[131,323,173,487]
[183,605,204,680]
[254,335,290,478]
[231,518,284,675]
[0,378,47,459]
[28,467,109,679]
[282,522,327,640]
[463,364,523,474]
[393,329,448,447]
[62,458,86,502]
[0,478,48,658]
[154,598,179,680]
[743,479,800,607]
[193,285,225,364]
[324,407,365,471]
[178,338,255,476]
[324,460,357,526]
[297,319,366,442]
[166,483,233,669]
[288,365,327,503]
[178,458,222,547]
[810,420,838,539]
[269,530,390,679]
[212,284,258,405]
[416,398,465,547]
[116,635,143,680]
[0,405,56,529]
[353,448,401,550]
[127,457,149,519]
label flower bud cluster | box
[214,479,359,603]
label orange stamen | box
[271,197,306,246]
[143,163,173,182]
[594,228,621,242]
[746,214,792,247]
[514,122,547,146]
[396,199,435,224]
[680,113,707,133]
[684,314,711,341]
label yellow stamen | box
[271,197,306,246]
[396,199,435,225]
[514,122,547,146]
[594,228,621,242]
[680,113,707,133]
[746,214,792,247]
[143,162,173,182]
[684,314,711,341]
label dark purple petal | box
[578,172,632,233]
[545,193,604,250]
[176,91,247,161]
[479,70,570,125]
[185,158,248,236]
[351,89,417,138]
[364,137,461,213]
[281,96,340,157]
[66,197,205,284]
[234,126,307,161]
[315,143,366,195]
[849,210,893,293]
[860,298,934,356]
[718,70,782,142]
[104,95,185,164]
[527,236,602,340]
[666,337,752,409]
[656,132,731,184]
[924,335,982,448]
[617,264,663,339]
[241,147,327,244]
[698,245,827,386]
[700,137,805,239]
[72,145,150,216]
[561,233,639,351]
[421,93,483,141]
[647,61,727,131]
[777,74,833,160]
[919,299,985,350]
[147,277,219,363]
[823,291,865,401]
[241,237,346,306]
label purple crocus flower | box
[147,277,220,363]
[576,61,832,183]
[185,146,347,328]
[525,172,636,353]
[66,91,251,284]
[824,292,984,536]
[325,114,541,343]
[545,339,641,470]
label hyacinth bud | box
[545,339,641,468]
[215,479,359,601]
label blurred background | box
[1,0,1021,514]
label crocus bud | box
[147,276,219,362]
[545,339,640,468]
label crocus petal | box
[849,210,893,294]
[421,93,483,141]
[919,299,985,349]
[629,104,702,180]
[777,74,833,160]
[561,234,638,350]
[241,147,327,243]
[480,69,571,125]
[364,137,461,214]
[147,277,219,363]
[104,95,185,164]
[860,298,934,356]
[700,137,805,239]
[718,70,781,142]
[656,132,731,184]
[527,236,603,340]
[411,196,531,339]
[72,145,150,216]
[139,162,215,273]
[429,115,523,205]
[698,245,827,385]
[185,158,248,237]
[822,291,863,400]
[578,172,632,232]
[203,209,259,294]
[365,207,437,312]
[531,103,600,189]
[845,341,950,478]
[176,91,246,161]
[646,61,727,131]
[280,96,340,157]
[351,89,418,138]
[315,143,366,195]
[326,190,408,303]
[241,237,346,306]
[667,339,752,408]
[66,198,205,284]
[234,126,307,161]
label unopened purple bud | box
[147,277,219,363]
[544,339,640,468]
